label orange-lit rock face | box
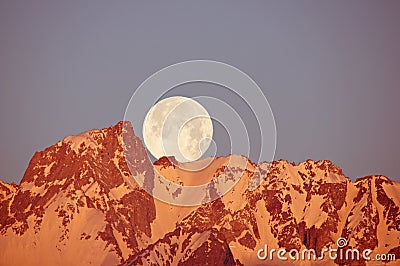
[0,122,156,265]
[0,122,399,266]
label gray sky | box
[1,1,399,183]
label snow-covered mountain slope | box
[127,158,400,266]
[127,227,239,266]
[0,122,399,266]
[0,122,156,265]
[0,180,17,201]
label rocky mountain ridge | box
[0,122,399,265]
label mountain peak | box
[0,121,156,265]
[153,156,178,167]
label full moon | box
[143,96,213,162]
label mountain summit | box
[0,122,399,265]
